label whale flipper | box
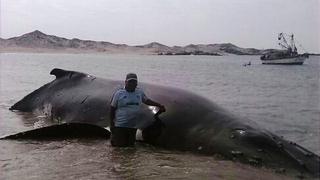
[1,123,110,140]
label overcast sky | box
[1,0,319,52]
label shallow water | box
[0,53,319,179]
[0,139,295,180]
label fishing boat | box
[260,33,308,65]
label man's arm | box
[109,106,116,128]
[109,90,119,129]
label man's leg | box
[111,127,137,147]
[111,127,127,147]
[126,128,137,146]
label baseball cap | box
[126,73,138,81]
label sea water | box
[0,53,319,179]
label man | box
[109,73,166,147]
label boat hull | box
[261,55,307,65]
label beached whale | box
[5,68,320,177]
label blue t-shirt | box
[110,88,148,128]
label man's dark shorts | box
[111,127,137,147]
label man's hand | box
[144,99,166,113]
[158,105,166,113]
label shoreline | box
[1,47,318,56]
[0,48,249,56]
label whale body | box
[6,68,320,177]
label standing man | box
[109,73,166,147]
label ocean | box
[0,53,319,179]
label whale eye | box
[235,129,246,136]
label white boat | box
[261,54,308,65]
[261,33,308,65]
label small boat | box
[261,33,308,65]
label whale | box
[5,68,320,178]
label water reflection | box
[109,147,139,179]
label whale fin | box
[50,68,70,78]
[50,68,89,79]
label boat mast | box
[278,33,290,50]
[278,33,297,54]
[290,34,297,53]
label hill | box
[0,30,273,55]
